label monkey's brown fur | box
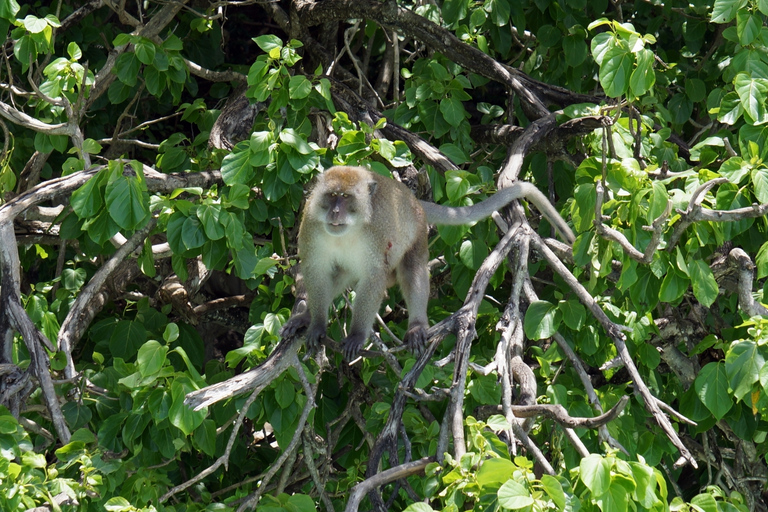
[280,166,574,359]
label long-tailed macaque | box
[279,166,575,359]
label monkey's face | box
[319,191,358,236]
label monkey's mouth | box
[326,223,348,235]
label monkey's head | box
[309,166,377,236]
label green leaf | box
[497,480,533,509]
[197,204,225,240]
[563,34,588,66]
[523,300,560,340]
[725,341,765,401]
[734,73,768,124]
[737,11,762,45]
[0,0,19,19]
[193,419,217,457]
[439,142,469,165]
[475,458,515,488]
[221,145,254,185]
[756,240,768,279]
[289,75,312,99]
[254,34,283,52]
[751,167,768,203]
[275,379,295,409]
[559,299,586,330]
[629,48,655,97]
[137,340,168,378]
[182,215,207,250]
[595,482,629,512]
[105,497,132,511]
[599,47,633,97]
[540,475,566,510]
[71,171,105,218]
[106,175,149,230]
[109,320,147,360]
[711,0,747,23]
[279,128,313,155]
[659,269,688,303]
[169,378,206,435]
[580,454,611,495]
[134,39,156,65]
[115,52,140,86]
[62,268,86,291]
[145,65,164,96]
[694,362,733,420]
[688,259,718,307]
[459,239,488,270]
[717,92,743,125]
[440,96,466,126]
[690,493,719,512]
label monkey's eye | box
[341,193,348,198]
[330,192,337,197]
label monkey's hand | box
[404,325,427,356]
[305,324,328,353]
[280,312,310,339]
[341,332,367,360]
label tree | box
[0,0,766,511]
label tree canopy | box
[1,0,768,511]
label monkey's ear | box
[368,181,378,196]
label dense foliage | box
[1,0,768,511]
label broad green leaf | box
[711,0,747,23]
[71,171,105,218]
[115,51,140,86]
[629,48,655,97]
[737,11,762,45]
[580,454,611,495]
[197,204,225,240]
[275,379,295,409]
[181,215,207,250]
[62,268,86,291]
[442,0,469,24]
[718,157,750,184]
[734,73,768,124]
[476,457,516,488]
[439,142,469,165]
[540,475,566,510]
[169,378,206,435]
[688,259,718,307]
[599,47,633,97]
[289,75,312,99]
[756,240,768,279]
[564,34,588,66]
[137,340,168,378]
[523,300,560,340]
[134,39,156,65]
[484,0,510,26]
[109,320,147,360]
[440,96,466,126]
[459,239,488,270]
[221,145,254,185]
[559,299,586,330]
[497,480,534,509]
[628,462,655,508]
[725,341,765,401]
[280,128,313,154]
[659,269,688,303]
[718,92,743,125]
[254,34,283,52]
[751,167,768,203]
[595,482,629,512]
[193,419,217,457]
[106,175,149,230]
[694,362,732,419]
[690,493,719,512]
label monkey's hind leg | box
[397,241,430,355]
[341,277,388,360]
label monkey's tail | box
[419,182,575,244]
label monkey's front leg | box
[342,278,387,360]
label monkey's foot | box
[404,325,427,356]
[306,324,328,353]
[341,333,366,361]
[279,312,310,338]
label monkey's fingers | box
[341,333,366,360]
[404,325,428,356]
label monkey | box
[279,165,575,360]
